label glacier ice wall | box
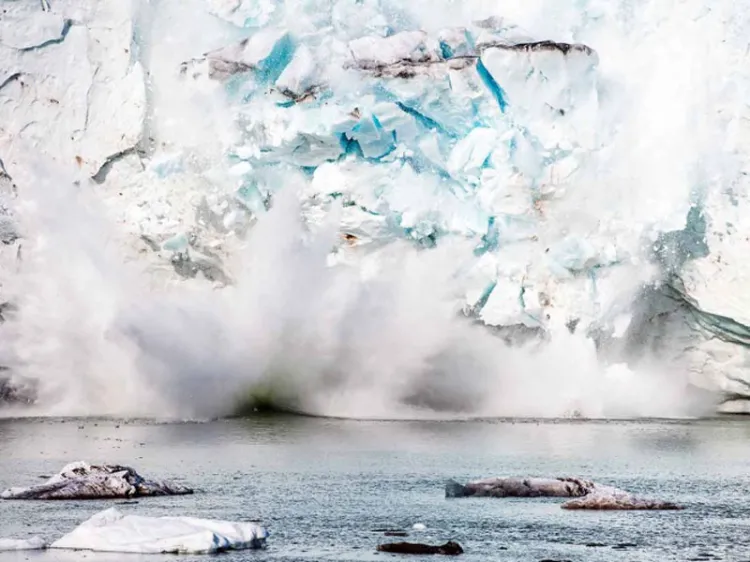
[0,0,748,418]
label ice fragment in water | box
[0,537,47,551]
[51,508,268,553]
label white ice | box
[0,537,47,551]
[51,508,268,554]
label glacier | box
[0,0,748,418]
[1,461,193,500]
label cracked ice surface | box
[0,1,146,179]
[1,0,750,416]
[188,9,675,339]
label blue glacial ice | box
[193,15,627,336]
[167,1,750,413]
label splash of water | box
[0,153,708,420]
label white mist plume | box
[0,156,707,420]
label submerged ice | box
[0,0,749,418]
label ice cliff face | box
[1,0,749,417]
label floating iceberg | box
[561,489,682,511]
[50,508,268,554]
[1,462,192,500]
[446,477,681,510]
[0,537,46,551]
[0,374,37,407]
[446,477,597,498]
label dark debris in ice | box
[0,374,37,406]
[1,462,193,500]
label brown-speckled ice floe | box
[0,537,47,552]
[446,477,682,510]
[1,462,192,500]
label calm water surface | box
[0,416,749,561]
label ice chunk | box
[446,477,682,510]
[479,41,599,148]
[479,41,598,112]
[206,28,295,82]
[0,536,46,551]
[162,233,191,253]
[51,508,268,554]
[611,314,632,338]
[334,111,398,160]
[349,31,439,67]
[276,44,318,96]
[561,488,682,510]
[1,462,192,500]
[437,27,475,58]
[147,152,185,178]
[447,128,499,177]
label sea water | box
[0,416,749,561]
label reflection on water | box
[1,416,750,561]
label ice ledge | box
[0,537,47,552]
[446,476,682,510]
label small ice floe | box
[446,477,682,510]
[1,461,193,500]
[561,488,682,510]
[0,536,47,551]
[412,523,427,531]
[50,508,268,554]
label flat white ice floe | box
[50,508,268,554]
[0,537,47,551]
[1,461,192,500]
